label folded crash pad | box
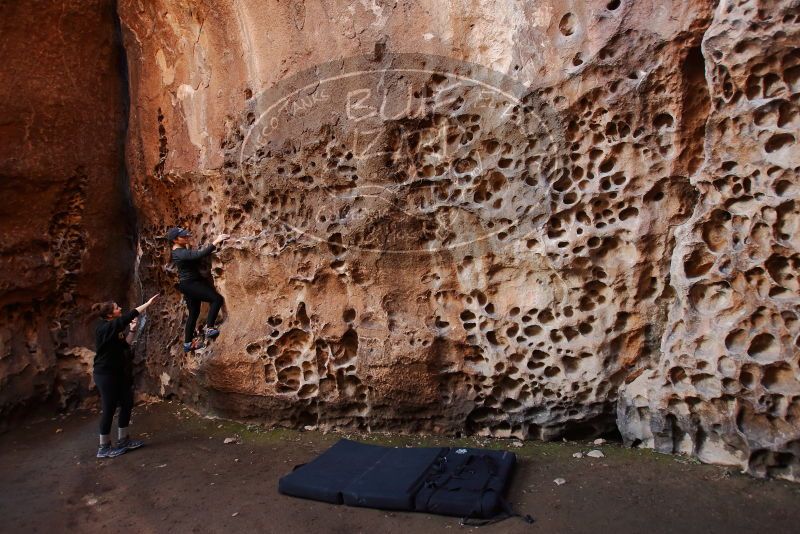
[278,438,523,522]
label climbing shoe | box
[97,444,127,459]
[204,327,220,339]
[117,437,145,450]
[183,340,205,352]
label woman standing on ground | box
[92,293,159,458]
[166,227,229,352]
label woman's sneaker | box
[183,339,205,352]
[97,444,127,459]
[117,437,144,450]
[204,327,220,339]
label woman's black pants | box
[178,279,224,343]
[94,371,133,435]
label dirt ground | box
[1,402,798,534]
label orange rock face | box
[618,0,800,481]
[2,0,797,480]
[116,0,799,479]
[0,0,133,420]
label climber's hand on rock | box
[213,234,230,246]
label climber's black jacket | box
[171,245,216,282]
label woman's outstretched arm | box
[110,294,159,335]
[171,234,229,261]
[172,245,215,261]
[135,293,159,314]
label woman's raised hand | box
[136,293,160,313]
[213,234,230,246]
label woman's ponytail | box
[91,301,115,319]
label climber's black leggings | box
[94,371,133,435]
[178,279,224,343]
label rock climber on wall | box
[166,227,230,352]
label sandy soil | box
[1,402,798,534]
